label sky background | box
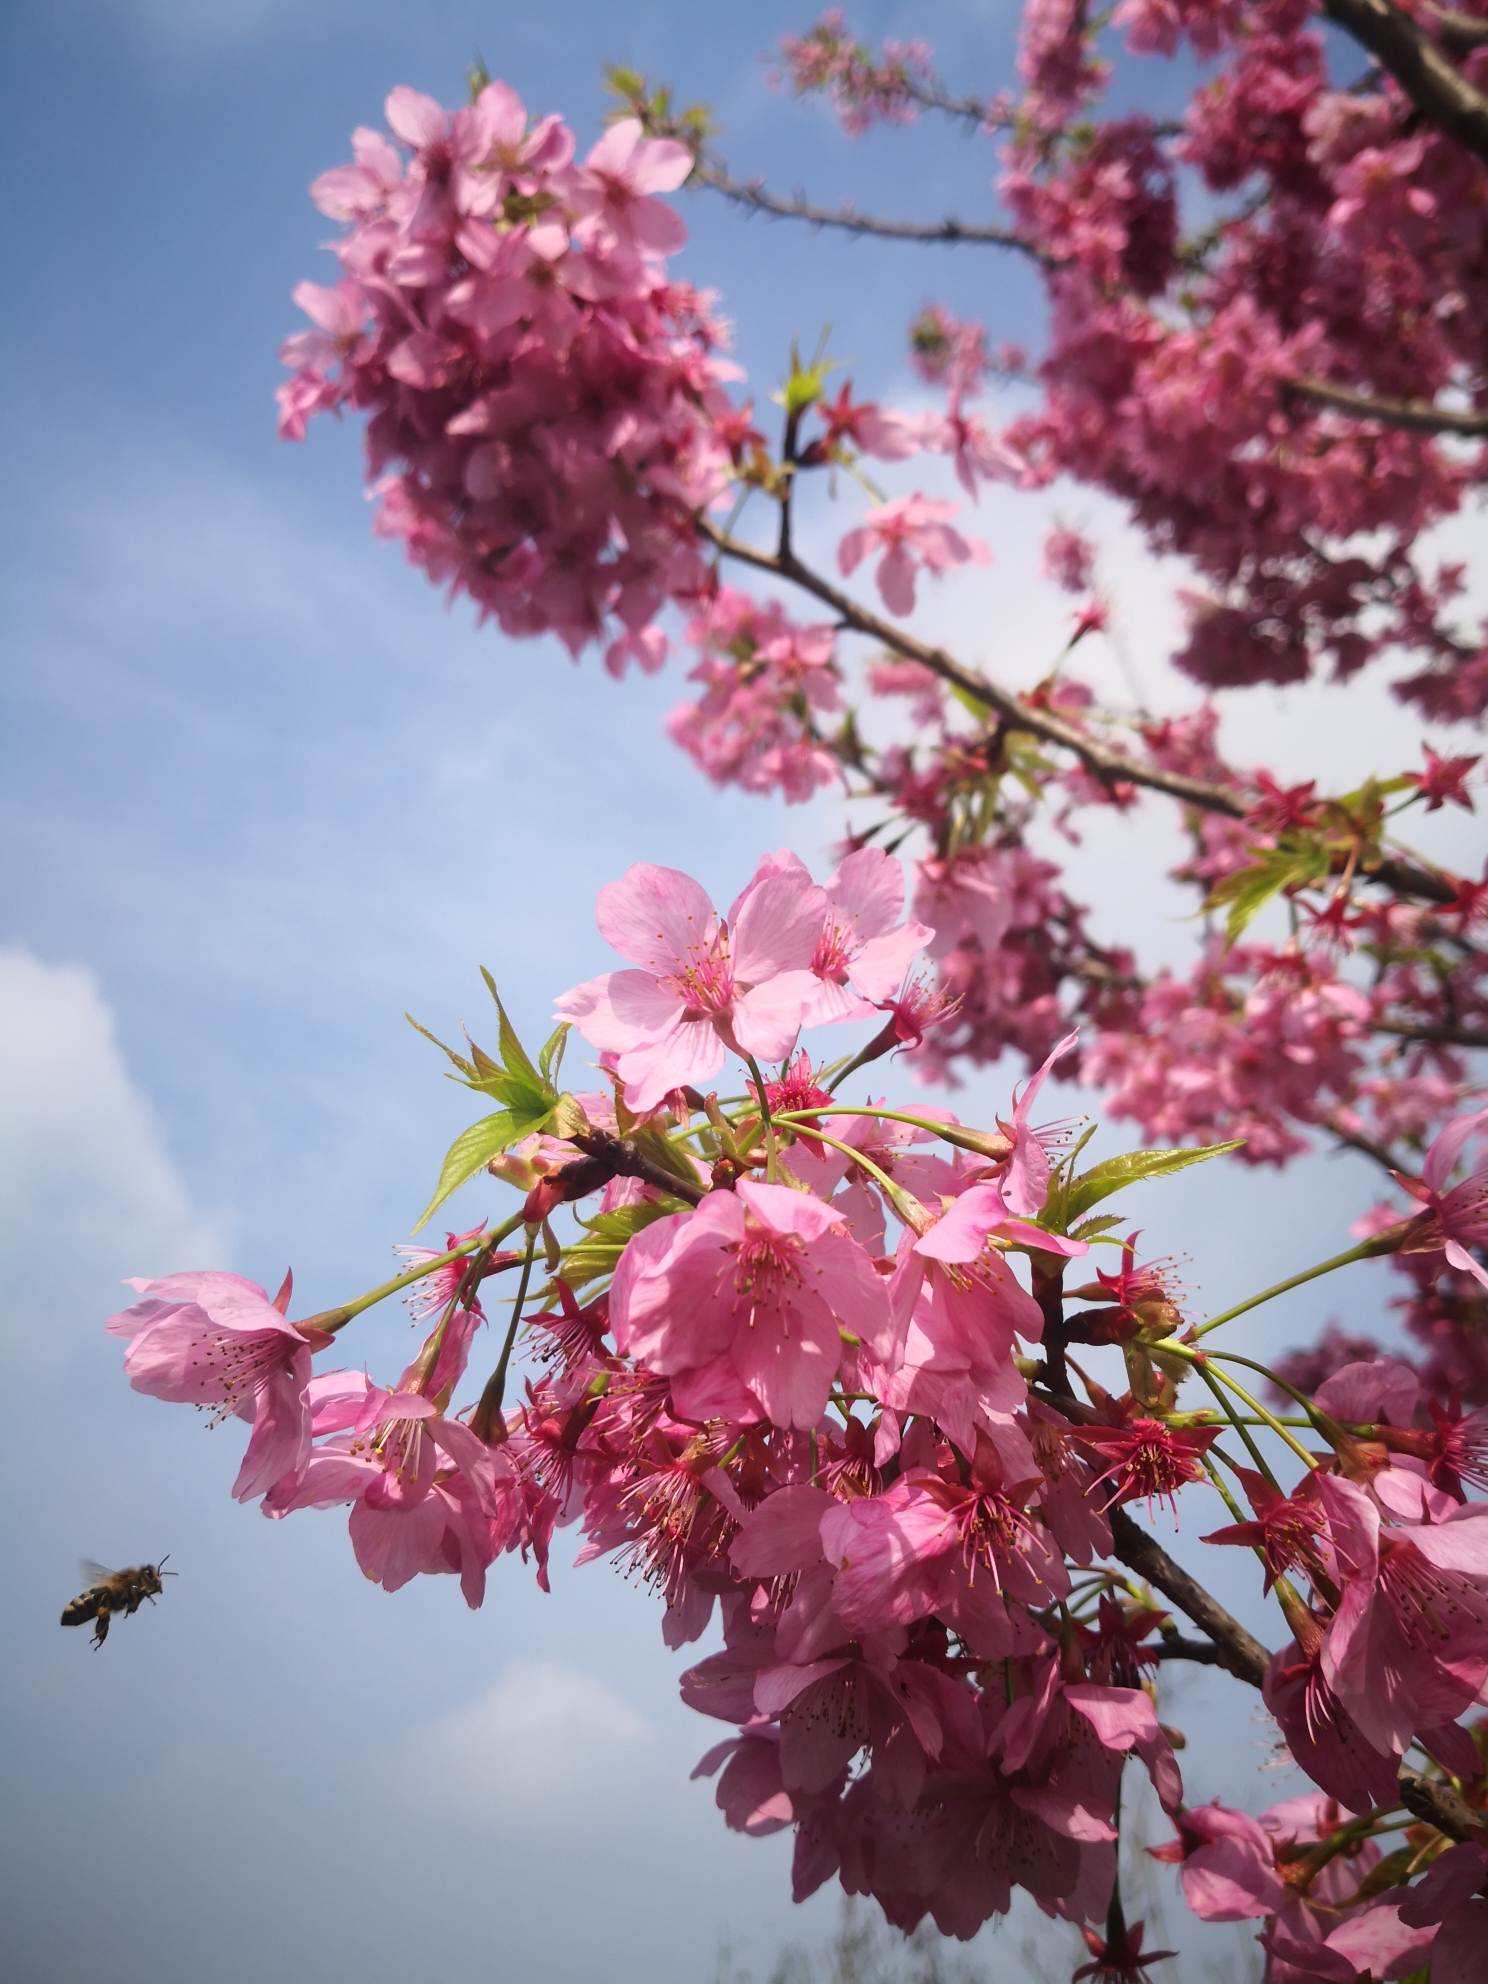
[1,4,1483,1982]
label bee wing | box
[79,1560,116,1586]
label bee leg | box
[91,1612,110,1648]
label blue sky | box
[2,4,1483,1981]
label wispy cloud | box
[389,1658,653,1820]
[0,946,227,1370]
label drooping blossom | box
[1396,1106,1488,1291]
[106,1271,324,1501]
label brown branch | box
[701,522,1253,817]
[1321,1112,1409,1178]
[1151,1636,1228,1665]
[1397,1766,1488,1841]
[1371,1017,1488,1048]
[898,78,1007,127]
[690,160,1054,262]
[1323,0,1488,165]
[1424,4,1488,56]
[568,1130,707,1207]
[1108,1507,1272,1687]
[699,527,1484,916]
[1370,856,1459,905]
[1289,375,1488,437]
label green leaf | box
[548,1092,590,1140]
[561,1200,678,1290]
[538,1021,570,1088]
[1063,1141,1246,1223]
[405,1013,477,1079]
[413,1110,542,1232]
[480,969,549,1109]
[1068,1213,1129,1242]
[947,679,992,722]
[1202,843,1331,948]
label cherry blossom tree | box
[101,6,1488,1977]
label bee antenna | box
[157,1555,171,1570]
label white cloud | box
[83,0,341,57]
[389,1658,652,1820]
[0,946,226,1363]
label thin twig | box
[690,158,1054,263]
[1108,1507,1272,1687]
[1370,1018,1488,1049]
[701,520,1251,817]
[698,522,1467,913]
[1289,376,1488,437]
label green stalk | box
[1194,1231,1406,1339]
[298,1210,527,1336]
[472,1229,540,1437]
[745,1055,779,1182]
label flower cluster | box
[279,85,738,662]
[776,9,934,135]
[666,587,844,804]
[105,853,1488,1975]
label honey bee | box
[61,1558,174,1647]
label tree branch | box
[1397,1766,1488,1842]
[1323,0,1488,165]
[1369,856,1460,905]
[701,521,1253,817]
[565,1130,708,1207]
[1325,1118,1412,1174]
[896,78,1007,127]
[1289,375,1488,436]
[698,525,1481,917]
[1108,1507,1273,1687]
[1426,5,1488,55]
[1370,1017,1488,1048]
[1151,1635,1229,1665]
[690,158,1053,262]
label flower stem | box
[1197,1363,1284,1491]
[1198,1358,1318,1468]
[745,1055,779,1182]
[472,1229,539,1440]
[298,1210,527,1336]
[1193,1229,1407,1340]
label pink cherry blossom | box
[609,1176,890,1428]
[1318,1470,1488,1757]
[836,495,989,616]
[1397,1106,1488,1290]
[1149,1801,1285,1921]
[106,1271,321,1501]
[555,860,828,1110]
[570,117,693,261]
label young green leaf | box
[1202,843,1330,948]
[405,1013,478,1080]
[412,1111,531,1232]
[538,1021,570,1088]
[561,1200,678,1290]
[1063,1141,1245,1223]
[480,970,549,1108]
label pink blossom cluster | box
[104,852,1488,1971]
[776,10,933,136]
[1086,939,1372,1165]
[279,84,740,662]
[666,586,844,803]
[995,0,1488,718]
